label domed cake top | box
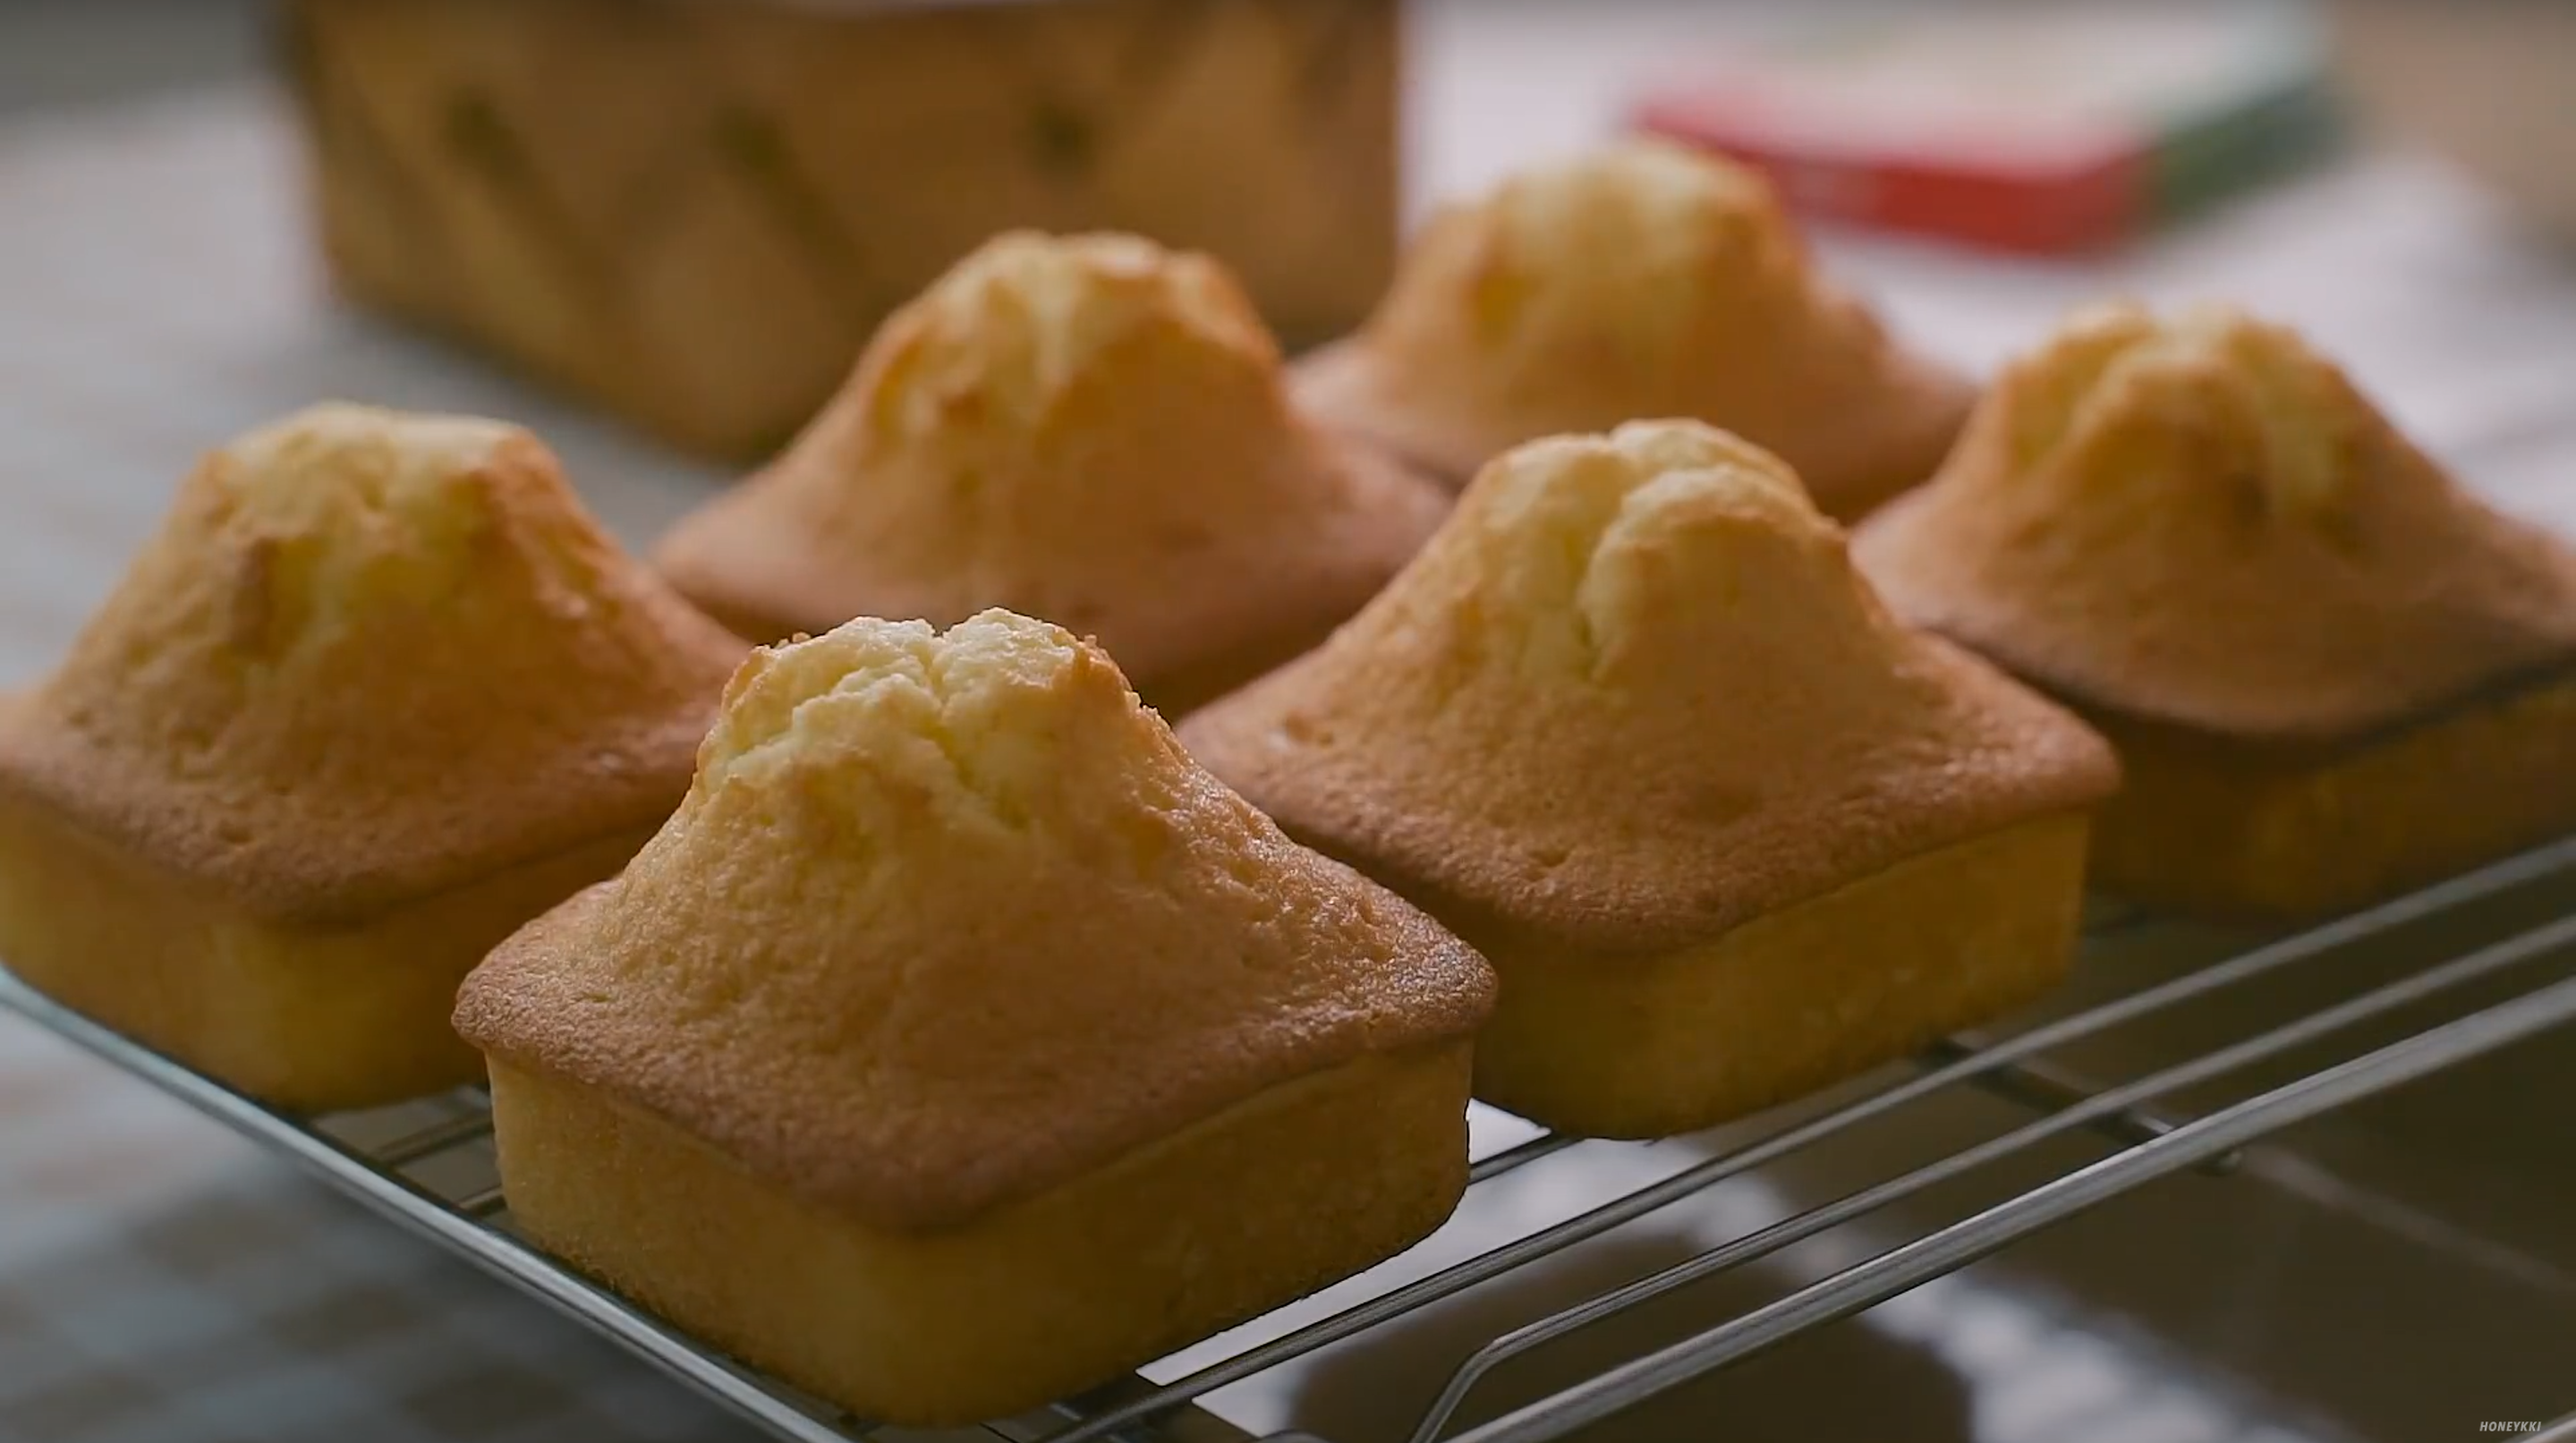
[1855,303,2576,737]
[455,610,1493,1228]
[1292,142,1976,521]
[12,403,744,915]
[1178,420,2116,947]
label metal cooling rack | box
[9,836,2576,1443]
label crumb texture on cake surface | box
[453,609,1494,1232]
[1177,420,2119,952]
[650,231,1447,689]
[1291,142,1972,520]
[0,403,746,919]
[1853,303,2576,740]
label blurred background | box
[3,4,2575,1443]
[2,0,2573,652]
[0,0,267,116]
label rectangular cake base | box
[0,794,648,1112]
[1467,813,2091,1139]
[482,1041,1472,1428]
[2084,671,2576,920]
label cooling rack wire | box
[8,836,2576,1443]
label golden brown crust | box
[2079,668,2576,919]
[453,610,1495,1233]
[1288,142,1974,522]
[1177,421,2119,954]
[650,232,1450,703]
[1466,814,2089,1137]
[483,1041,1471,1427]
[1852,303,2576,742]
[0,775,660,1111]
[0,405,746,923]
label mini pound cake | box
[1180,421,2117,1138]
[1856,303,2576,919]
[1292,142,1975,522]
[651,231,1450,716]
[0,404,746,1110]
[452,610,1494,1425]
